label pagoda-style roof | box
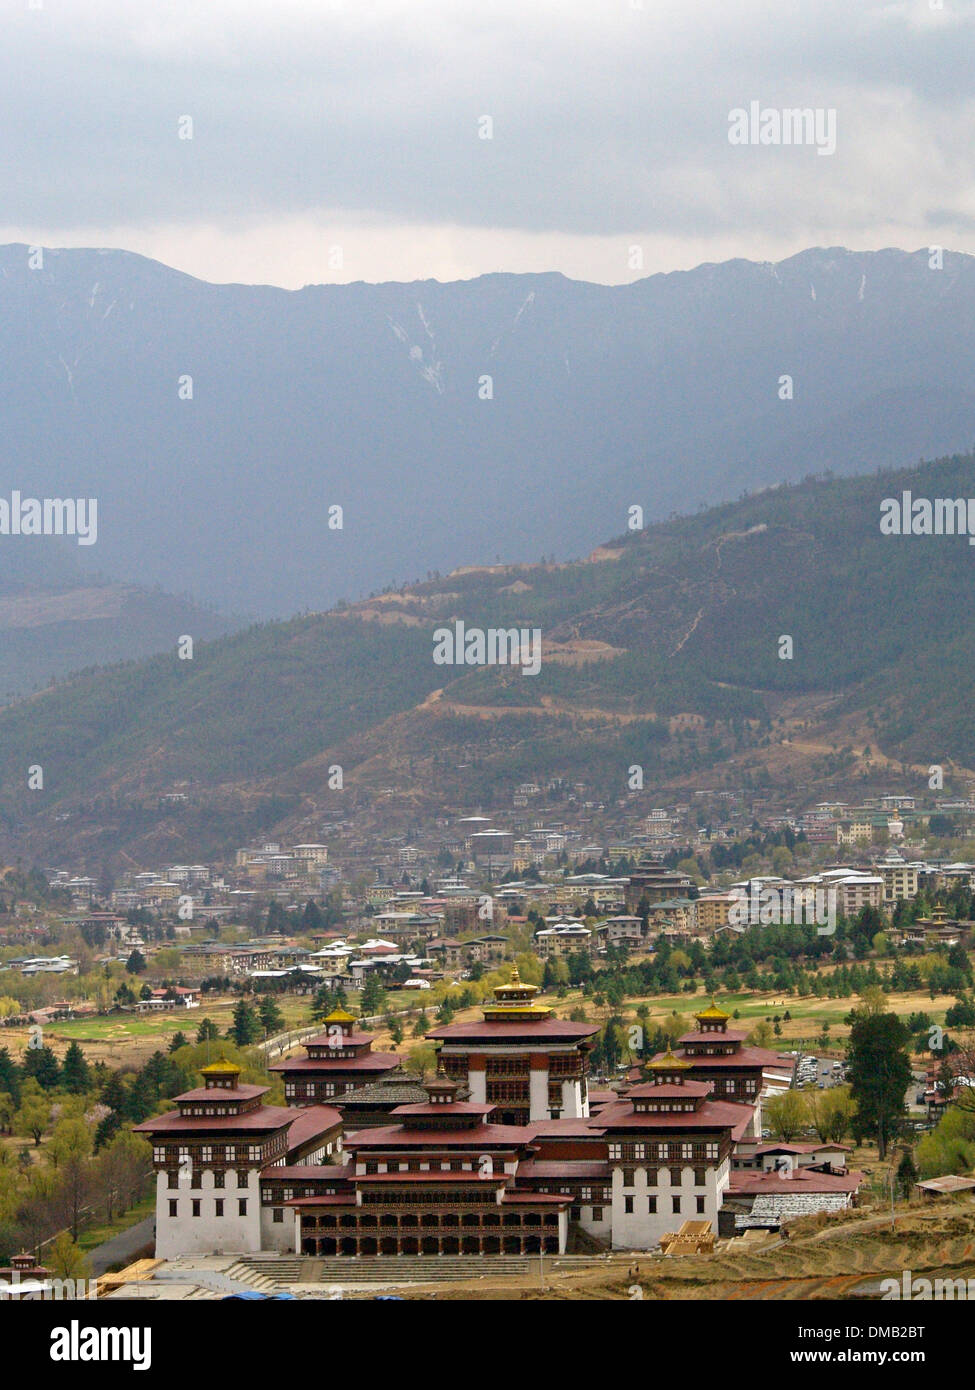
[627,1080,712,1100]
[480,966,555,1021]
[695,997,731,1022]
[646,1049,692,1071]
[323,1008,356,1024]
[200,1057,242,1077]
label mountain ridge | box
[1,451,974,867]
[5,241,975,623]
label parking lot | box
[790,1051,847,1088]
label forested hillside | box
[1,452,973,863]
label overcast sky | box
[2,0,974,287]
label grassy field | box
[0,969,957,1076]
[363,977,953,1071]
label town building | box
[624,857,693,912]
[648,999,780,1137]
[269,1009,402,1104]
[133,1058,342,1258]
[427,969,599,1123]
[290,1078,571,1257]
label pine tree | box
[360,975,387,1016]
[101,1070,128,1113]
[258,996,284,1035]
[230,999,260,1047]
[896,1147,919,1198]
[22,1044,61,1090]
[0,1047,21,1107]
[311,985,337,1021]
[125,1070,155,1123]
[94,1109,123,1151]
[61,1042,91,1094]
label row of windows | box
[154,1145,265,1164]
[306,1211,559,1229]
[537,1186,612,1203]
[608,1142,720,1161]
[180,1105,245,1116]
[167,1170,247,1189]
[634,1102,699,1113]
[621,1195,707,1216]
[360,1190,496,1205]
[168,1198,249,1217]
[485,1083,530,1102]
[361,1160,496,1174]
[286,1081,353,1096]
[621,1166,709,1188]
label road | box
[87,1216,155,1277]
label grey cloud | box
[2,0,975,249]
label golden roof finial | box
[696,996,731,1021]
[200,1056,242,1076]
[647,1049,692,1071]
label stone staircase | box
[293,1254,534,1284]
[221,1252,617,1289]
[225,1256,305,1290]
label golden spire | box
[695,996,730,1021]
[647,1049,692,1071]
[200,1056,242,1076]
[483,964,552,1019]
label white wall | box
[153,1169,263,1259]
[608,1158,731,1251]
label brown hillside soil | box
[378,1200,975,1301]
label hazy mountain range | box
[3,241,975,683]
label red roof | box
[287,1194,355,1207]
[391,1102,494,1118]
[727,1169,864,1195]
[752,1142,852,1155]
[174,1084,268,1104]
[346,1123,533,1150]
[658,1046,780,1069]
[261,1163,352,1180]
[678,1030,747,1045]
[133,1106,294,1134]
[426,1020,599,1041]
[593,1097,753,1139]
[286,1106,344,1150]
[516,1160,612,1179]
[524,1118,597,1139]
[626,1081,712,1099]
[269,1054,401,1073]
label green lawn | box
[76,1192,156,1257]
